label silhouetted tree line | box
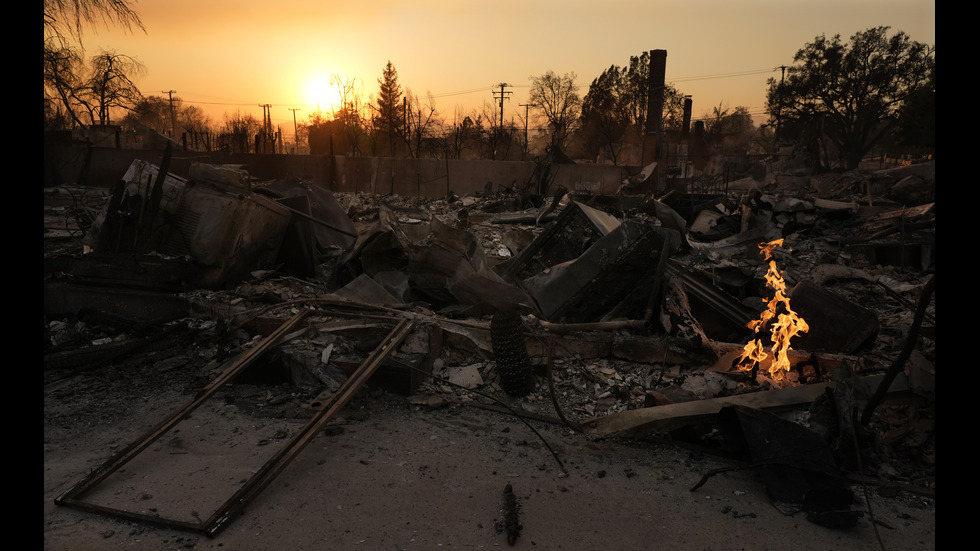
[44,2,934,170]
[766,26,935,170]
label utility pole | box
[403,97,410,157]
[258,104,272,135]
[162,90,177,138]
[519,103,533,159]
[289,108,301,154]
[493,83,512,127]
[256,104,273,153]
[774,65,787,141]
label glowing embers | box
[737,239,809,375]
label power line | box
[429,86,493,99]
[493,83,512,124]
[176,85,493,109]
[668,68,774,83]
[166,66,781,124]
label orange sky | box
[83,0,935,137]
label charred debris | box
[45,148,935,534]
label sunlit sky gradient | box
[84,0,935,136]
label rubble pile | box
[43,157,935,533]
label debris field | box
[43,155,935,548]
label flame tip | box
[744,239,806,376]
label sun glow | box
[305,74,341,115]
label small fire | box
[737,239,809,375]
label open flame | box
[737,239,809,375]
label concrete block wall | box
[45,144,636,198]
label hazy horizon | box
[79,0,935,136]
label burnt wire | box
[402,361,568,476]
[62,186,104,237]
[523,320,609,430]
[849,404,887,551]
[543,339,582,432]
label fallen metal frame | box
[55,311,414,538]
[666,259,756,330]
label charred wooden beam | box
[582,372,911,440]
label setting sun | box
[305,74,341,114]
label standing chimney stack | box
[641,50,668,191]
[682,96,693,138]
